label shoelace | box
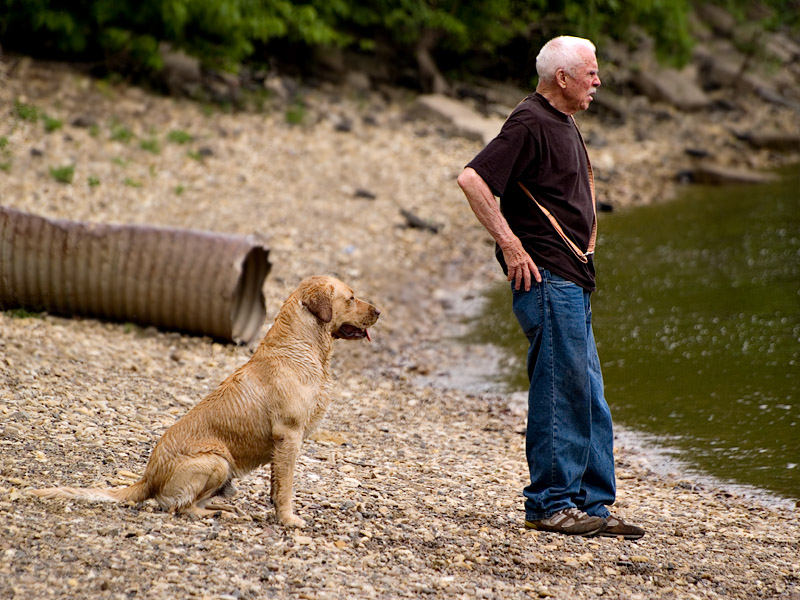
[552,507,590,523]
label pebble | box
[293,535,314,546]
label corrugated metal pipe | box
[0,206,271,344]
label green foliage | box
[49,164,75,184]
[43,115,63,133]
[553,0,694,67]
[4,308,45,319]
[13,100,39,123]
[337,0,528,53]
[0,138,10,172]
[123,322,140,334]
[88,175,101,187]
[111,124,134,143]
[0,0,344,73]
[123,177,142,187]
[1,0,794,86]
[167,129,193,144]
[139,138,160,153]
[718,0,800,30]
[285,100,306,125]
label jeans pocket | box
[511,283,544,339]
[545,271,574,289]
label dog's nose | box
[373,307,381,317]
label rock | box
[694,42,799,110]
[70,116,97,128]
[293,535,314,546]
[205,70,241,104]
[688,163,779,185]
[694,3,737,36]
[412,94,504,145]
[735,131,800,152]
[684,148,712,158]
[764,32,800,64]
[590,90,627,123]
[353,189,377,200]
[754,86,800,111]
[345,71,371,93]
[2,425,21,438]
[159,44,202,97]
[633,64,712,112]
[331,114,354,133]
[399,209,441,234]
[264,75,292,102]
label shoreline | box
[412,279,799,512]
[611,426,798,511]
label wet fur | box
[29,276,380,527]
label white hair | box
[536,36,596,83]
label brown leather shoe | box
[525,508,607,536]
[597,515,645,539]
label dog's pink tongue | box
[366,329,371,342]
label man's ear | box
[302,286,333,323]
[556,67,568,89]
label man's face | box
[563,49,601,113]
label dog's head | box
[299,276,380,341]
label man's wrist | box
[497,235,520,253]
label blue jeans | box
[511,270,616,521]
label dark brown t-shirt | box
[466,93,596,291]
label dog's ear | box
[302,286,333,324]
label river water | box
[469,166,799,502]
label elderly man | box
[458,36,644,538]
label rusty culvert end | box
[0,206,271,344]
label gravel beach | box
[1,59,799,600]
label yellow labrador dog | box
[30,276,380,527]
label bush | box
[0,0,343,73]
[43,115,63,133]
[167,129,193,144]
[139,138,160,153]
[111,124,134,143]
[49,164,75,184]
[0,1,795,89]
[13,100,39,122]
[0,137,10,172]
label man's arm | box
[457,167,541,291]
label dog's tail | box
[28,478,151,504]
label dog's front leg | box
[270,427,306,527]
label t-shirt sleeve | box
[465,116,537,198]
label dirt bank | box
[1,59,799,600]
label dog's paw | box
[279,513,306,528]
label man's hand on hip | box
[500,237,541,291]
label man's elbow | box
[457,167,478,192]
